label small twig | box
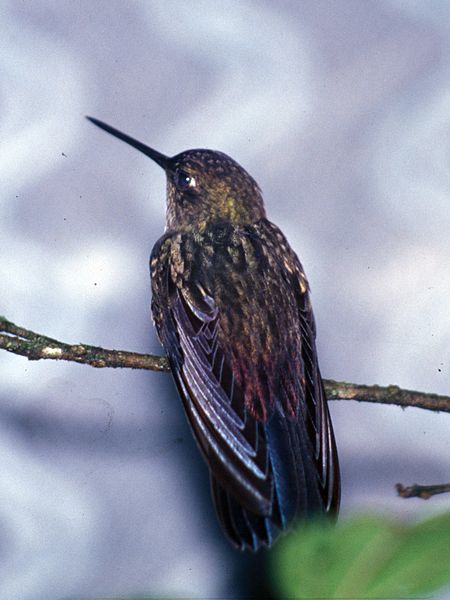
[396,482,450,499]
[1,316,449,413]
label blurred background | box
[1,1,449,598]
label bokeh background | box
[1,1,449,598]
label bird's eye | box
[175,170,196,189]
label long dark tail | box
[210,402,339,551]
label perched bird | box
[86,117,340,551]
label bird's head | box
[87,117,266,232]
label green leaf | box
[271,513,450,599]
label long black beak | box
[86,116,169,169]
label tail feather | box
[211,475,277,551]
[210,404,328,551]
[265,406,325,521]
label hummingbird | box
[86,116,340,551]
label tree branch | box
[1,316,449,413]
[323,380,450,413]
[2,316,449,499]
[396,482,450,499]
[0,316,169,372]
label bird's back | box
[150,218,340,550]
